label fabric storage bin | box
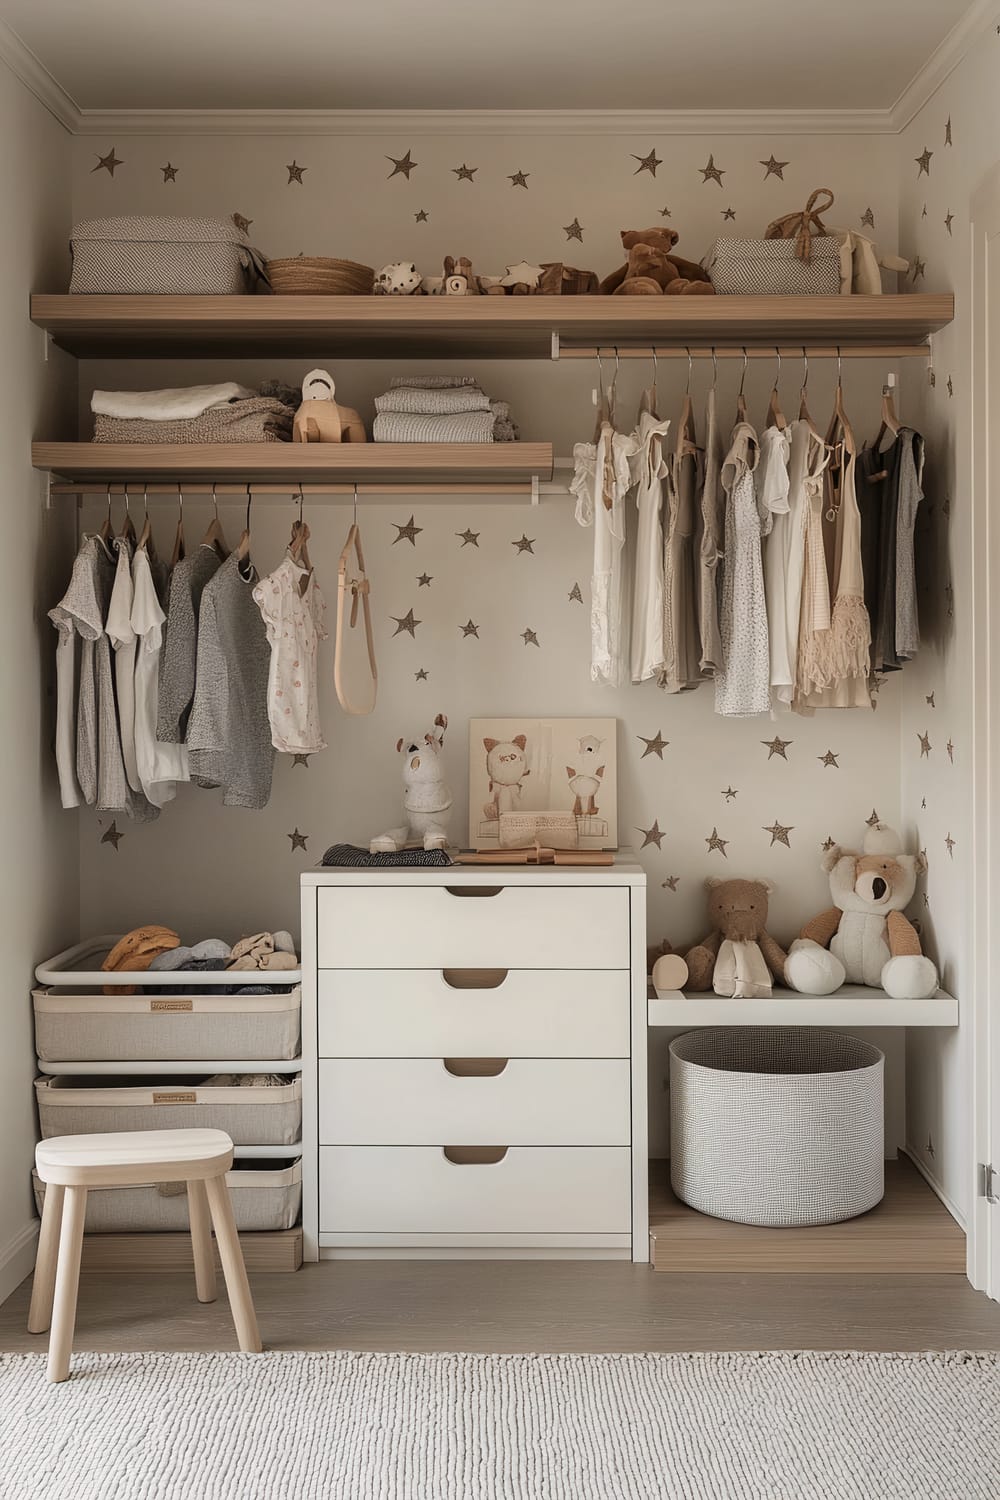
[32,987,301,1062]
[32,1159,302,1234]
[704,236,844,295]
[35,1074,302,1145]
[69,215,267,294]
[669,1027,883,1227]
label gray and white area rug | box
[1,1349,997,1499]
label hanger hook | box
[142,481,149,520]
[353,482,359,527]
[245,482,253,535]
[837,345,843,387]
[297,482,305,528]
[773,346,781,390]
[123,481,130,516]
[106,482,112,522]
[711,347,718,391]
[685,346,693,395]
[801,345,809,395]
[596,347,604,398]
[614,345,620,380]
[650,345,657,384]
[177,481,183,514]
[739,346,749,396]
[212,481,219,521]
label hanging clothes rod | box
[48,482,537,498]
[558,344,928,361]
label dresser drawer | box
[319,1058,630,1146]
[318,969,630,1058]
[316,885,629,969]
[319,1146,631,1234]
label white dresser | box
[300,855,647,1262]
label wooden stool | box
[29,1127,262,1383]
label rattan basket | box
[266,257,374,295]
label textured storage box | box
[35,1074,302,1145]
[33,1159,302,1233]
[669,1027,884,1227]
[69,215,267,294]
[704,236,844,295]
[32,987,301,1062]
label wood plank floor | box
[4,1262,1000,1354]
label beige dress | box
[660,397,703,693]
[695,385,725,676]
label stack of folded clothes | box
[372,375,518,443]
[91,381,297,444]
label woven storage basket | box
[33,1159,302,1233]
[266,257,374,295]
[69,216,267,295]
[32,986,301,1062]
[669,1027,884,1227]
[35,1074,302,1146]
[704,236,844,295]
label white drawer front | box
[316,885,629,969]
[318,969,630,1058]
[319,1146,631,1234]
[319,1058,630,1145]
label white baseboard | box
[0,1219,38,1306]
[903,1144,967,1231]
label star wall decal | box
[453,163,478,182]
[417,572,433,587]
[762,736,792,760]
[101,820,123,851]
[911,256,926,281]
[662,875,680,892]
[638,730,668,760]
[921,797,927,809]
[922,203,928,218]
[870,673,888,695]
[521,628,540,647]
[415,667,429,681]
[945,116,952,146]
[291,754,311,768]
[161,162,178,182]
[918,730,932,758]
[926,1133,935,1160]
[415,209,429,223]
[722,207,736,221]
[706,827,729,857]
[386,150,417,179]
[947,738,955,763]
[460,619,479,638]
[564,217,584,241]
[391,609,420,638]
[764,821,794,848]
[929,368,937,388]
[916,147,933,176]
[945,582,955,616]
[947,375,954,398]
[926,692,936,707]
[93,147,123,177]
[659,206,672,218]
[818,750,840,768]
[865,809,881,828]
[637,819,665,849]
[568,582,584,603]
[288,829,309,852]
[393,515,423,546]
[722,786,738,801]
[286,160,307,184]
[760,155,788,180]
[456,528,480,547]
[232,212,253,234]
[822,836,837,852]
[508,169,530,188]
[945,832,956,858]
[700,154,725,186]
[512,534,536,554]
[945,211,954,236]
[861,207,875,229]
[632,148,662,177]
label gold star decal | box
[508,169,530,188]
[944,211,954,236]
[926,692,936,708]
[568,582,583,603]
[391,609,420,638]
[161,162,178,182]
[764,820,794,848]
[659,206,672,218]
[93,147,123,177]
[288,829,309,852]
[512,534,536,554]
[521,628,540,647]
[945,832,956,858]
[417,572,433,587]
[912,256,926,281]
[460,619,479,638]
[760,154,788,179]
[662,875,680,892]
[706,827,729,857]
[415,667,429,681]
[947,738,954,763]
[393,515,423,546]
[232,212,253,234]
[865,809,882,828]
[638,730,668,760]
[822,836,837,852]
[101,820,123,851]
[921,797,927,809]
[456,528,480,547]
[722,786,738,801]
[286,160,306,184]
[916,147,933,176]
[564,217,584,242]
[291,754,311,768]
[722,207,736,221]
[386,151,417,179]
[638,819,665,849]
[945,116,953,146]
[762,736,792,760]
[632,148,662,177]
[818,750,840,768]
[861,207,875,229]
[947,376,954,398]
[922,203,928,218]
[415,209,429,223]
[700,154,725,186]
[918,730,932,758]
[453,163,477,182]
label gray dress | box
[157,544,223,744]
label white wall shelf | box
[649,984,958,1028]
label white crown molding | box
[889,0,1000,132]
[0,20,79,132]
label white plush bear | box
[785,824,939,999]
[566,735,605,817]
[482,735,529,820]
[370,714,453,852]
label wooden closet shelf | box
[648,983,958,1028]
[30,294,954,359]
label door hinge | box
[980,1163,997,1203]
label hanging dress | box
[857,425,924,671]
[715,422,772,717]
[132,543,189,807]
[766,418,829,705]
[106,533,143,795]
[572,406,635,687]
[695,384,726,676]
[660,395,703,693]
[628,390,670,684]
[253,553,329,754]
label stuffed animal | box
[292,368,367,443]
[374,261,422,295]
[785,824,939,998]
[440,255,480,295]
[482,734,530,820]
[370,713,453,853]
[684,878,790,998]
[535,262,600,295]
[599,228,715,297]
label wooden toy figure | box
[292,368,367,443]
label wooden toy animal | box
[370,714,453,852]
[292,368,367,443]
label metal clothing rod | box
[48,482,537,498]
[559,345,928,360]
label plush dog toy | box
[684,878,789,998]
[785,824,938,998]
[292,368,367,443]
[599,228,715,296]
[371,713,452,853]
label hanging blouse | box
[628,396,670,684]
[695,385,726,677]
[857,426,924,671]
[106,534,143,796]
[766,419,829,705]
[572,418,635,687]
[132,544,189,807]
[253,553,329,755]
[661,398,703,693]
[714,422,772,717]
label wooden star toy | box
[501,262,544,289]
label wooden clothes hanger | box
[335,486,377,716]
[201,482,230,559]
[289,485,313,597]
[736,348,749,423]
[874,373,901,453]
[236,484,253,562]
[137,483,153,552]
[826,348,857,458]
[119,483,137,545]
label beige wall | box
[0,61,77,1300]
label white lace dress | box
[572,420,635,686]
[765,419,829,705]
[714,422,772,717]
[628,405,670,683]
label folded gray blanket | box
[389,375,479,389]
[94,396,295,445]
[375,386,493,416]
[374,410,498,443]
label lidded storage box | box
[33,987,301,1062]
[704,235,844,295]
[35,1073,302,1146]
[32,1159,302,1234]
[69,215,268,295]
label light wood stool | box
[29,1127,262,1382]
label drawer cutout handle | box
[443,1145,509,1165]
[444,885,503,898]
[443,1057,509,1078]
[442,968,508,990]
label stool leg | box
[27,1183,65,1335]
[204,1173,262,1353]
[188,1179,217,1304]
[47,1185,87,1384]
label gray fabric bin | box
[69,215,267,294]
[669,1027,884,1227]
[32,1159,302,1233]
[35,1074,302,1146]
[32,986,301,1062]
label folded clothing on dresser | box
[93,395,296,445]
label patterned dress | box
[715,422,772,717]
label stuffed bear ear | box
[914,850,929,876]
[395,737,404,754]
[434,712,448,736]
[756,879,775,896]
[705,876,724,891]
[512,734,527,751]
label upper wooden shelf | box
[29,294,954,360]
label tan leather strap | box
[335,522,377,715]
[765,187,835,262]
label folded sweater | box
[94,397,295,446]
[92,383,254,422]
[375,386,493,416]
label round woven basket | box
[266,257,375,296]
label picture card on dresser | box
[469,717,617,850]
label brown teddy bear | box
[599,228,715,296]
[684,877,789,997]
